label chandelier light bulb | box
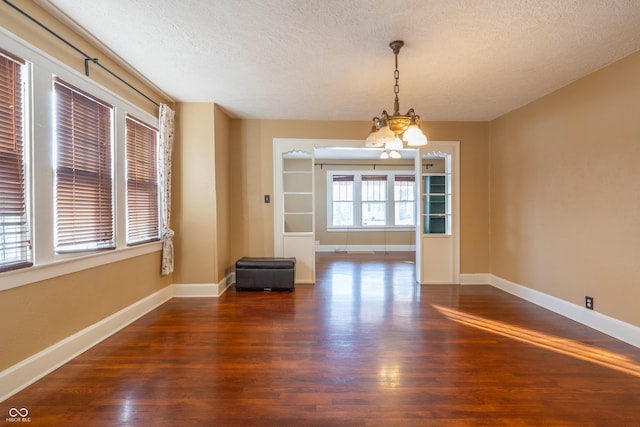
[375,124,395,146]
[389,150,401,159]
[403,124,427,146]
[385,137,403,151]
[365,128,382,147]
[380,151,390,159]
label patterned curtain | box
[159,104,175,275]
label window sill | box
[0,241,163,292]
[327,227,416,232]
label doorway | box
[273,138,459,285]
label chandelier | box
[365,40,428,159]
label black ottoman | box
[235,257,296,291]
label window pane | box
[362,176,386,202]
[126,115,159,245]
[394,176,415,226]
[54,79,114,252]
[0,49,32,272]
[332,202,353,226]
[362,202,386,226]
[332,178,353,201]
[395,202,415,226]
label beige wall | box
[0,3,172,371]
[489,51,640,327]
[214,106,233,278]
[173,103,217,284]
[227,119,489,274]
[173,103,233,284]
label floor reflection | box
[434,304,640,378]
[317,252,419,327]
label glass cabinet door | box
[422,172,451,235]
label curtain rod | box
[3,0,160,108]
[314,162,434,170]
[314,162,414,170]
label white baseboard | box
[0,272,237,403]
[0,286,173,403]
[490,274,640,349]
[460,273,491,285]
[316,244,416,252]
[172,283,219,297]
[173,272,235,297]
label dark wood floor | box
[4,252,640,426]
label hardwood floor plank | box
[3,252,640,426]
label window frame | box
[393,175,416,227]
[125,114,160,246]
[53,77,116,253]
[326,170,417,230]
[0,47,32,272]
[329,174,354,227]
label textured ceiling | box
[38,0,640,121]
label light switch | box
[264,195,270,203]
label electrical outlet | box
[585,296,594,310]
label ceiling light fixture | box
[365,40,428,159]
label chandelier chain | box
[394,53,400,96]
[393,52,400,114]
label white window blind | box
[0,48,31,271]
[125,115,159,245]
[54,78,114,252]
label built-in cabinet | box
[283,158,313,233]
[275,147,315,284]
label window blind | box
[125,115,159,245]
[54,78,114,252]
[0,48,31,271]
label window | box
[331,175,354,226]
[327,171,416,229]
[53,78,114,252]
[361,175,387,226]
[0,48,31,272]
[394,176,415,226]
[0,31,163,290]
[125,115,159,245]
